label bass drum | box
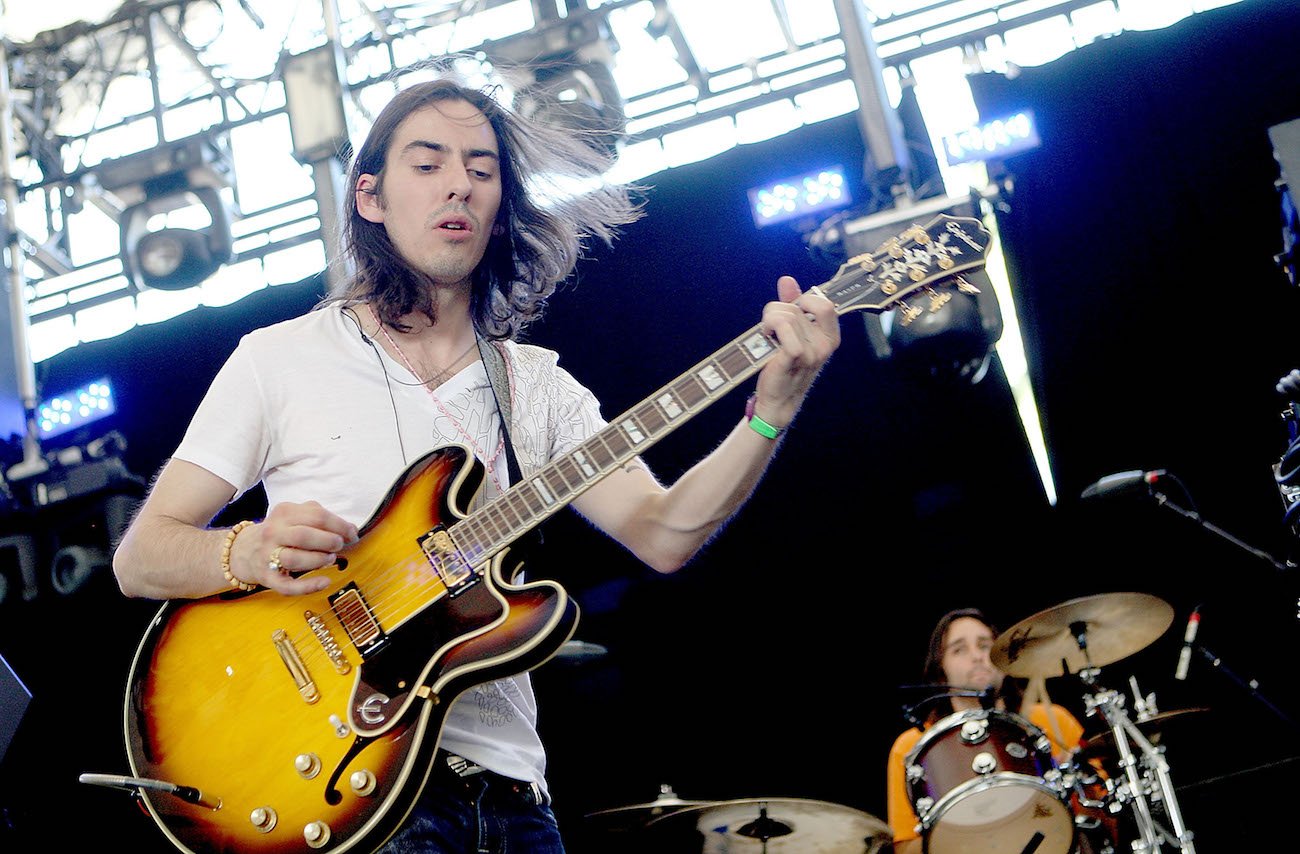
[904,708,1074,854]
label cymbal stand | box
[735,804,791,854]
[1079,668,1196,854]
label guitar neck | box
[449,212,994,568]
[452,322,779,564]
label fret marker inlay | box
[742,333,774,360]
[657,393,683,420]
[621,419,646,444]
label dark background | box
[4,1,1300,850]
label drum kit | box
[582,592,1205,853]
[903,591,1202,854]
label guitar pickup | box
[329,583,387,657]
[418,527,475,595]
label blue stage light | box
[942,111,1041,165]
[38,378,116,441]
[748,165,852,228]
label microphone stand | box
[1195,643,1297,729]
[1146,487,1299,728]
[1149,488,1294,573]
[898,685,995,728]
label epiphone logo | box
[946,220,983,250]
[359,693,391,724]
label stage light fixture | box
[748,166,852,229]
[941,110,1041,166]
[484,10,627,158]
[845,193,1004,386]
[121,185,233,291]
[281,43,350,164]
[38,377,116,442]
[516,60,626,157]
[92,135,235,291]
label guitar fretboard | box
[444,212,993,570]
[451,324,778,566]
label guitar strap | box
[477,336,523,487]
[479,336,544,558]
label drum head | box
[926,776,1074,854]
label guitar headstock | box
[814,214,992,320]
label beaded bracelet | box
[221,520,257,591]
[744,393,785,440]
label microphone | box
[1174,608,1200,681]
[1080,469,1166,500]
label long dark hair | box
[328,69,642,339]
[920,607,1024,723]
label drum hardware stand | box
[1077,668,1196,853]
[734,803,792,854]
[1065,620,1195,853]
[1127,675,1156,722]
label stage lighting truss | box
[5,0,1122,339]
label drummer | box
[885,607,1087,854]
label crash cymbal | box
[990,592,1174,678]
[584,784,715,832]
[651,797,892,853]
[1076,707,1210,760]
[555,639,609,662]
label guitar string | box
[272,410,661,667]
[314,257,871,643]
[316,354,745,654]
[277,310,792,662]
[321,477,557,628]
[245,267,888,667]
[240,253,968,670]
[274,498,544,668]
[194,239,971,695]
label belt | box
[438,750,548,806]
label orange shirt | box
[885,704,1085,844]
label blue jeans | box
[377,758,565,854]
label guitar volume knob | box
[249,806,278,832]
[295,752,322,778]
[350,769,378,796]
[304,820,332,848]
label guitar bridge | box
[329,583,387,656]
[419,526,475,595]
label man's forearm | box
[622,415,783,572]
[114,515,233,600]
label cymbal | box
[555,639,609,662]
[1077,707,1210,759]
[651,797,892,853]
[584,785,714,832]
[990,592,1174,678]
